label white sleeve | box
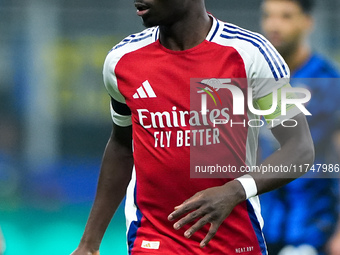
[103,51,132,127]
[248,34,290,100]
[109,102,132,127]
[246,35,302,128]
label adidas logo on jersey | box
[141,240,160,249]
[133,80,157,99]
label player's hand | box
[167,180,245,248]
[70,247,100,255]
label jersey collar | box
[153,13,220,43]
[206,14,220,42]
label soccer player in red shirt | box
[71,1,314,254]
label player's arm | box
[168,86,314,248]
[249,112,314,191]
[71,122,133,255]
[247,82,314,191]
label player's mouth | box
[135,2,151,17]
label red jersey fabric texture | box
[103,15,291,255]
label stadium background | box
[0,0,339,254]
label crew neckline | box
[155,14,218,55]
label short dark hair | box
[292,0,315,13]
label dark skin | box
[135,0,211,50]
[167,114,314,248]
[71,124,133,255]
[71,1,314,254]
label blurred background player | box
[259,0,340,254]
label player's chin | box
[142,20,154,28]
[141,13,165,28]
[142,18,158,28]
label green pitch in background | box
[0,204,127,255]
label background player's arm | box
[71,123,133,255]
[328,217,340,255]
[328,131,340,255]
[169,113,314,248]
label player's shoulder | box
[211,17,289,80]
[111,26,159,53]
[211,19,273,55]
[104,26,159,67]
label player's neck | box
[284,44,311,73]
[159,11,212,51]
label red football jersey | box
[103,15,292,255]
